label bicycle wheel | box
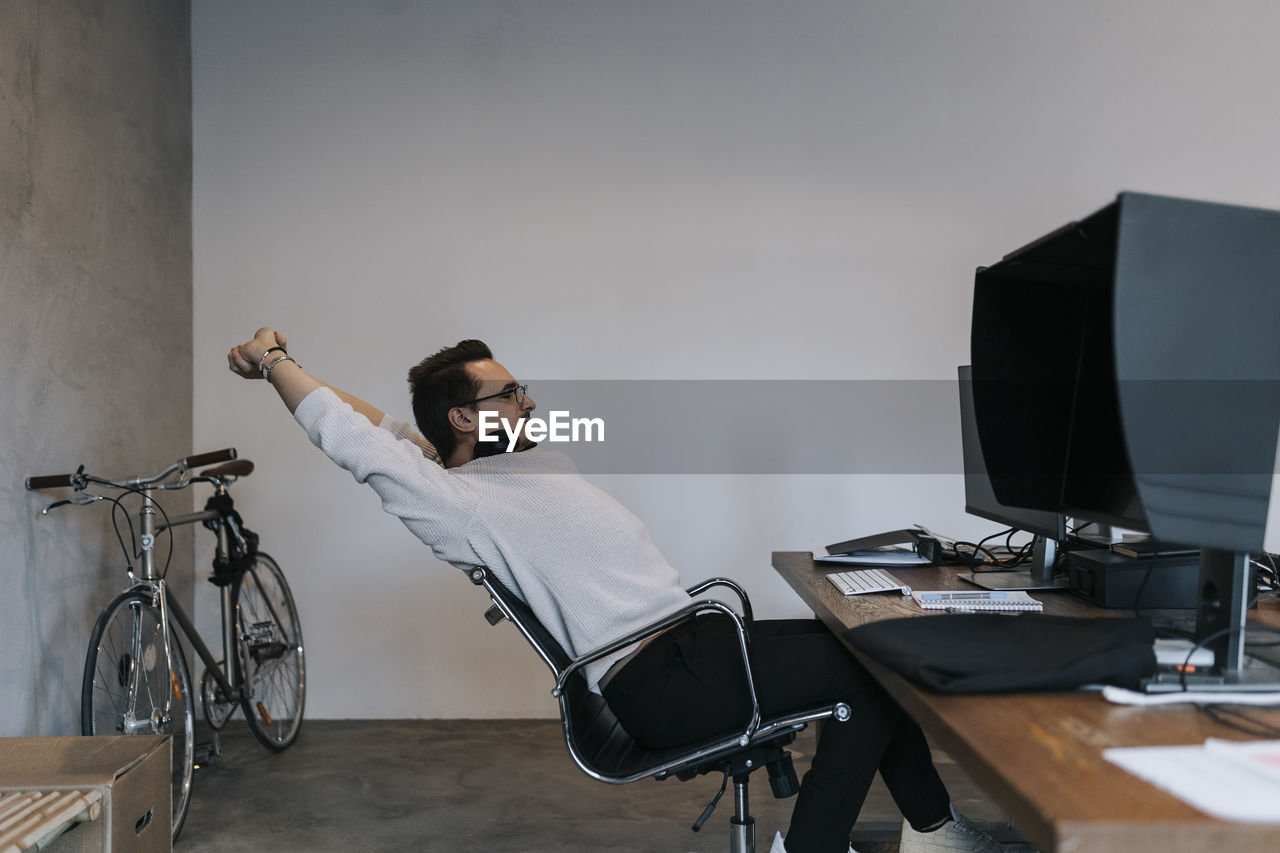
[199,660,237,730]
[234,552,305,751]
[82,589,195,841]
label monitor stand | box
[1142,549,1280,693]
[958,535,1069,591]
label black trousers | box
[602,617,951,853]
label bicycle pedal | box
[246,620,278,643]
[194,732,221,767]
[249,641,288,662]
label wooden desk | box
[772,552,1280,853]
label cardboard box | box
[0,736,170,853]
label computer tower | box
[1065,548,1200,609]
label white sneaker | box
[898,811,1004,853]
[769,829,861,853]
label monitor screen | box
[969,191,1280,680]
[958,365,1065,540]
[969,199,1147,532]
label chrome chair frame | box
[470,566,851,853]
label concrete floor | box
[176,720,1036,852]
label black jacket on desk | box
[844,613,1157,693]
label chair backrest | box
[469,565,839,788]
[470,567,658,774]
[476,567,575,677]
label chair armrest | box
[555,598,764,746]
[470,564,768,747]
[685,577,753,623]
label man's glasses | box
[461,383,528,407]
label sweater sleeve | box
[378,412,444,466]
[294,387,476,552]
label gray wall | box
[193,0,1280,718]
[0,0,192,737]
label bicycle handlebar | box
[26,473,77,490]
[26,448,240,492]
[183,448,237,469]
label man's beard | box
[473,431,536,458]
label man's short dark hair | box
[407,339,493,462]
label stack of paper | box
[1104,738,1280,823]
[812,545,931,567]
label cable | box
[967,528,1009,563]
[1177,623,1280,692]
[1253,552,1279,592]
[102,483,177,581]
[1130,557,1160,618]
[953,542,1010,570]
[1197,704,1280,738]
[108,493,138,574]
[157,495,175,580]
[1192,623,1280,736]
[953,527,1035,571]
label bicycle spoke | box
[244,563,294,645]
[235,555,304,751]
[93,627,128,725]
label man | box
[228,327,1004,853]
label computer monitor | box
[956,365,1067,590]
[970,191,1280,688]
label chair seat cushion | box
[564,676,798,780]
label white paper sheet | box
[1103,685,1280,707]
[1104,739,1280,823]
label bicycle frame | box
[77,461,255,718]
[150,486,245,706]
[33,451,287,715]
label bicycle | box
[26,449,306,842]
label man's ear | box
[448,406,476,434]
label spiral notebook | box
[911,590,1042,612]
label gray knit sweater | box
[294,387,693,690]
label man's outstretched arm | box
[228,326,385,424]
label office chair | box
[469,566,851,853]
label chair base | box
[730,814,756,853]
[688,740,801,853]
